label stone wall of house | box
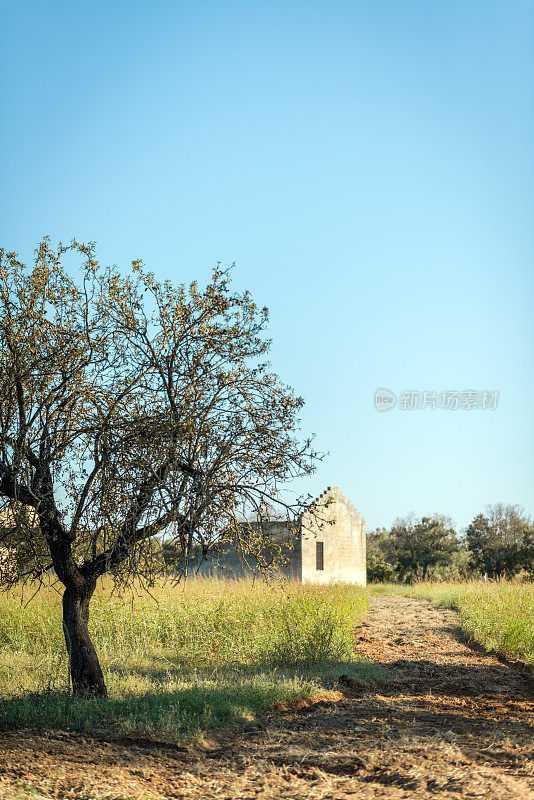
[184,488,366,584]
[190,521,302,580]
[300,486,366,585]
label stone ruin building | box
[195,486,366,585]
[0,489,367,585]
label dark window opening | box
[316,541,324,571]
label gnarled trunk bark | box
[62,584,107,698]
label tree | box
[366,528,396,582]
[466,504,533,579]
[390,515,458,581]
[0,239,318,697]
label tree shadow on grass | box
[1,660,533,783]
[369,656,533,700]
[104,655,382,686]
[0,657,383,741]
[5,648,531,763]
[442,622,534,686]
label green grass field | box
[369,581,534,665]
[0,577,377,741]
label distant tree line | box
[367,504,534,583]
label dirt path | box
[1,595,533,799]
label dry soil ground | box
[1,594,533,799]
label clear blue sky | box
[1,0,533,531]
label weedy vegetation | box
[369,580,534,665]
[0,577,377,741]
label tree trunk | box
[62,585,107,698]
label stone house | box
[195,486,366,585]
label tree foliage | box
[391,515,458,581]
[0,238,318,695]
[368,505,533,584]
[366,528,396,583]
[367,516,459,583]
[466,504,533,579]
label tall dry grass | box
[0,577,377,740]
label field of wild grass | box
[0,577,376,740]
[369,581,534,665]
